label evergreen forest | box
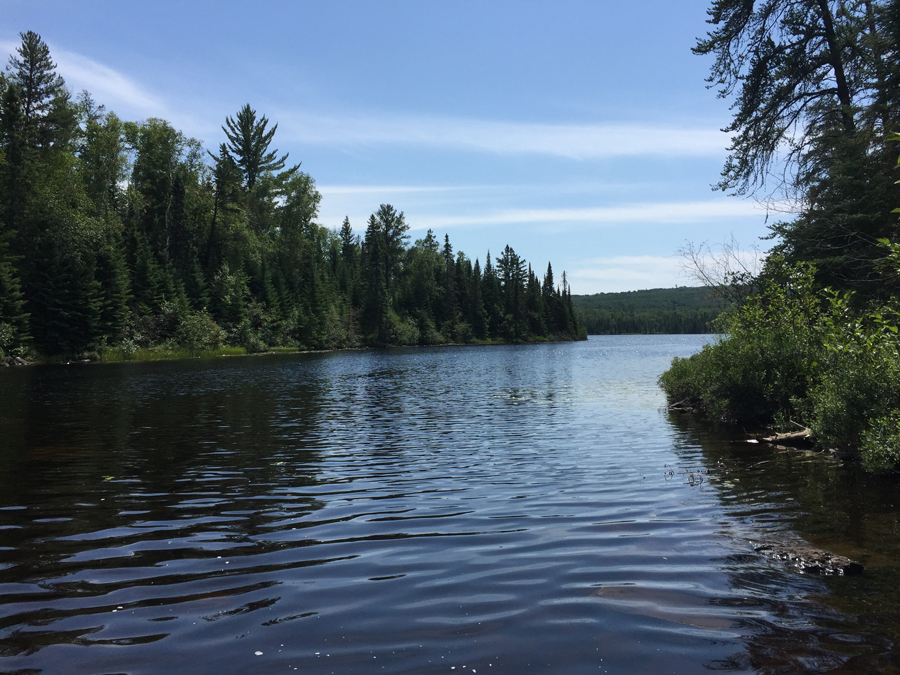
[0,33,585,361]
[661,0,900,471]
[572,287,729,334]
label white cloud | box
[0,38,211,136]
[277,111,729,160]
[571,255,684,291]
[570,247,766,294]
[318,184,465,196]
[408,199,768,231]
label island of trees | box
[660,0,900,471]
[0,32,585,362]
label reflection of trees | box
[665,411,900,672]
[0,353,332,659]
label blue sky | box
[1,0,778,293]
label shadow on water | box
[665,412,900,673]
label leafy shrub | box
[452,321,473,344]
[659,259,823,423]
[0,322,13,358]
[173,311,225,351]
[809,295,900,454]
[416,313,443,345]
[661,252,900,470]
[388,311,419,346]
[861,413,900,472]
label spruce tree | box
[93,230,130,343]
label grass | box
[100,345,248,362]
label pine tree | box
[482,251,503,338]
[361,214,390,343]
[470,258,487,339]
[222,104,291,189]
[338,216,360,301]
[441,234,458,328]
[0,78,32,249]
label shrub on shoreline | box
[660,256,900,471]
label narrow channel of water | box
[0,336,898,674]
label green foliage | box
[660,260,823,422]
[861,414,900,472]
[807,290,900,458]
[0,233,28,355]
[670,1,900,471]
[696,1,900,298]
[172,309,225,351]
[661,254,900,470]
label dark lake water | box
[1,335,899,674]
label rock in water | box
[754,542,863,576]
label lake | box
[1,335,898,674]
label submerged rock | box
[754,542,863,576]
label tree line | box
[0,32,585,359]
[575,308,721,335]
[572,287,730,334]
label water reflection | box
[0,337,898,674]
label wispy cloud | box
[409,199,767,230]
[0,38,211,135]
[278,111,728,160]
[52,47,166,115]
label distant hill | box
[571,286,730,335]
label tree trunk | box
[817,0,856,132]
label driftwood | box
[756,428,812,447]
[667,399,699,414]
[754,542,863,576]
[0,356,29,367]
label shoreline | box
[1,334,585,368]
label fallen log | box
[757,428,812,447]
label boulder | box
[754,542,863,576]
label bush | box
[659,259,823,423]
[416,314,443,345]
[808,295,900,455]
[388,311,419,346]
[173,311,225,350]
[0,322,13,358]
[660,255,900,470]
[861,413,900,472]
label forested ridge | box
[572,287,729,334]
[0,33,585,361]
[661,0,900,471]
